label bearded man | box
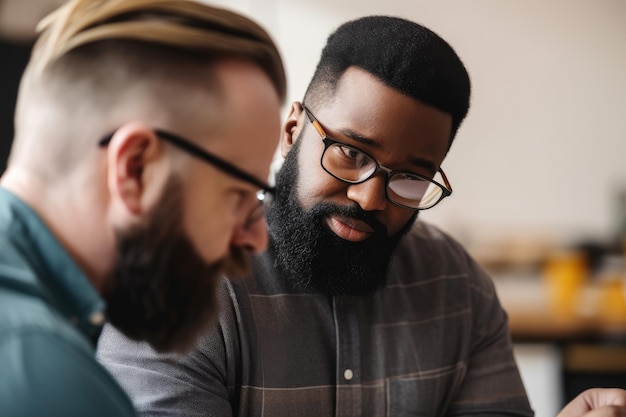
[0,0,285,415]
[98,15,534,417]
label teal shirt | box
[0,187,136,416]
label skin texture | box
[558,389,626,417]
[103,60,280,267]
[1,58,282,352]
[168,59,280,263]
[266,66,452,296]
[280,66,452,239]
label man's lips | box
[325,214,375,242]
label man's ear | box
[106,122,166,216]
[280,101,305,158]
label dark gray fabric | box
[98,221,533,417]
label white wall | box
[514,344,564,417]
[207,0,626,247]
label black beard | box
[267,140,417,296]
[106,177,249,353]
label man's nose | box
[231,215,269,254]
[346,173,388,212]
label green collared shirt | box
[0,187,136,416]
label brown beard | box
[106,176,249,353]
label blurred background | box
[1,1,625,416]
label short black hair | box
[304,16,471,145]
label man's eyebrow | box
[339,128,437,174]
[339,128,378,147]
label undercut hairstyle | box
[12,0,286,173]
[30,0,286,98]
[303,16,471,146]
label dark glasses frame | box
[98,129,275,196]
[302,104,452,210]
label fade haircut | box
[29,0,286,96]
[12,0,286,173]
[303,16,470,146]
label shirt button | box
[343,369,354,381]
[89,311,105,326]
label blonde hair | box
[11,0,286,175]
[32,0,286,100]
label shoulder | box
[398,221,469,256]
[0,282,135,416]
[0,327,136,416]
[392,221,476,272]
[389,221,496,293]
[0,273,90,350]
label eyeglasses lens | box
[322,142,444,210]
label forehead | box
[194,59,282,180]
[312,67,452,172]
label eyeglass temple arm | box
[304,103,452,197]
[302,105,327,139]
[99,131,275,195]
[438,168,453,194]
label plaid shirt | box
[98,221,533,417]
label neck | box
[0,166,116,294]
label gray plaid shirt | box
[98,221,533,417]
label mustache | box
[310,202,388,237]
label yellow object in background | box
[597,280,626,323]
[543,251,587,318]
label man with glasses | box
[98,14,626,417]
[97,15,531,416]
[0,0,285,415]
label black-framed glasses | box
[302,105,452,210]
[98,129,275,224]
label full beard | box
[267,140,417,296]
[106,177,249,353]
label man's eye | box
[339,145,372,169]
[338,145,361,159]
